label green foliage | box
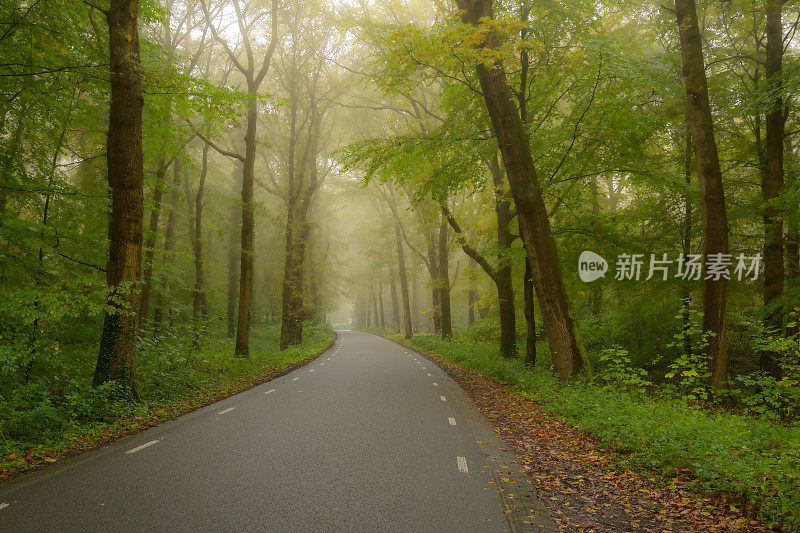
[663,307,713,402]
[732,331,800,419]
[596,345,652,392]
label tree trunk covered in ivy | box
[93,0,144,393]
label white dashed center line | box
[426,373,431,376]
[440,395,447,402]
[265,389,275,394]
[457,456,469,474]
[309,368,315,373]
[292,377,299,382]
[218,407,235,415]
[433,382,438,386]
[320,362,325,365]
[0,503,9,511]
[449,417,457,426]
[126,439,159,454]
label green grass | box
[389,332,800,531]
[0,322,334,481]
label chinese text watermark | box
[578,251,761,283]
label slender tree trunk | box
[378,278,386,329]
[489,156,517,358]
[427,237,441,332]
[523,260,536,365]
[457,0,583,378]
[389,265,401,330]
[226,197,239,338]
[675,0,730,389]
[193,144,209,344]
[468,262,476,327]
[139,160,167,328]
[681,105,694,357]
[762,0,785,377]
[153,156,181,333]
[234,88,257,356]
[787,139,799,336]
[94,0,144,393]
[396,224,413,338]
[371,284,380,329]
[438,218,453,339]
[411,268,419,332]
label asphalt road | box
[0,330,553,532]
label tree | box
[456,0,584,378]
[762,0,785,377]
[200,0,279,356]
[673,0,731,389]
[93,0,145,392]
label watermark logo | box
[578,251,762,282]
[578,250,609,282]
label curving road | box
[0,330,554,532]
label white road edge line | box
[440,395,447,402]
[218,407,235,415]
[457,456,469,474]
[0,503,9,510]
[126,439,159,454]
[449,417,457,426]
[265,389,276,394]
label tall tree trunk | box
[396,224,413,338]
[378,278,386,329]
[153,156,181,333]
[681,104,694,357]
[234,89,257,356]
[675,0,730,389]
[371,284,380,329]
[457,0,583,378]
[280,207,307,348]
[468,262,476,328]
[139,160,168,328]
[523,260,536,365]
[443,205,515,357]
[427,237,441,332]
[389,264,401,331]
[411,268,419,331]
[787,138,799,336]
[94,0,144,393]
[279,86,322,349]
[438,217,453,339]
[193,144,209,344]
[226,197,239,338]
[489,156,517,358]
[762,0,785,377]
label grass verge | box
[0,323,334,483]
[381,331,799,531]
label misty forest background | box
[2,0,800,528]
